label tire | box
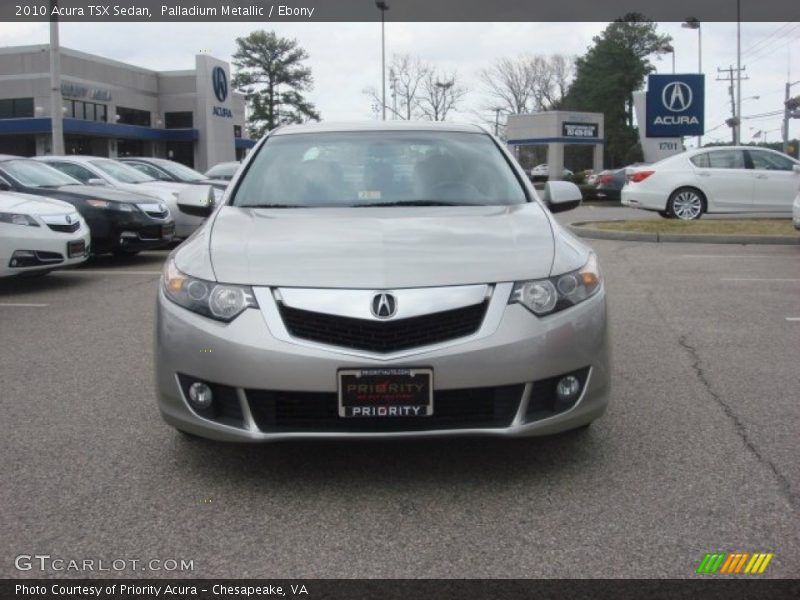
[668,188,705,220]
[658,210,672,219]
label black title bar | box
[3,0,800,22]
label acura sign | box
[645,74,704,137]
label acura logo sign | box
[662,81,693,112]
[371,293,397,319]
[212,66,228,103]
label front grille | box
[143,209,169,220]
[278,300,489,353]
[246,384,524,433]
[137,225,163,240]
[47,222,80,233]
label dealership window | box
[0,97,34,119]
[164,111,193,129]
[234,125,242,138]
[63,100,107,122]
[116,106,151,127]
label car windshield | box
[232,131,527,208]
[0,159,81,188]
[157,160,207,182]
[91,159,155,184]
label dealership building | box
[0,45,255,171]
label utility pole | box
[736,0,742,146]
[49,0,64,155]
[783,80,800,154]
[717,65,748,144]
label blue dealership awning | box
[235,137,257,149]
[0,117,198,142]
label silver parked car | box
[155,122,610,442]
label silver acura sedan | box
[155,122,610,442]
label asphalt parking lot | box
[1,205,798,578]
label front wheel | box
[668,188,705,220]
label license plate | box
[67,239,85,258]
[161,223,175,239]
[338,368,433,418]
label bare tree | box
[417,71,467,121]
[479,54,574,117]
[363,53,429,119]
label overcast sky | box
[1,20,798,144]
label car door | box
[690,149,753,212]
[745,149,800,212]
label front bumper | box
[83,210,175,253]
[155,285,610,442]
[0,223,90,277]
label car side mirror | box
[87,178,107,186]
[542,181,582,213]
[177,185,215,218]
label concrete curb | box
[568,221,800,245]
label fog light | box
[556,375,581,402]
[188,382,213,410]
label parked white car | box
[0,191,90,277]
[622,147,800,220]
[793,186,800,231]
[35,156,205,238]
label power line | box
[741,22,794,57]
[743,24,800,64]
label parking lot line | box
[681,255,799,259]
[786,317,800,322]
[0,303,49,307]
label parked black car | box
[120,157,227,191]
[596,163,650,202]
[0,156,175,255]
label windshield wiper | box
[350,200,471,207]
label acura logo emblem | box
[212,66,228,103]
[371,292,397,319]
[65,215,72,224]
[662,81,693,112]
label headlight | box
[86,199,137,212]
[162,258,258,322]
[0,212,39,226]
[510,253,602,316]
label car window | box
[129,162,170,180]
[48,162,96,184]
[90,159,155,183]
[0,159,81,188]
[704,150,745,169]
[749,150,796,171]
[690,153,710,168]
[232,131,528,208]
[157,160,207,182]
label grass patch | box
[589,219,796,236]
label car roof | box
[271,121,487,136]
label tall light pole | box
[375,1,389,121]
[49,0,64,155]
[736,0,742,146]
[682,17,702,147]
[783,80,800,154]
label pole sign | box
[645,74,704,137]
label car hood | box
[56,184,155,203]
[0,191,77,215]
[202,203,556,288]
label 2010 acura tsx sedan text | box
[155,122,610,442]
